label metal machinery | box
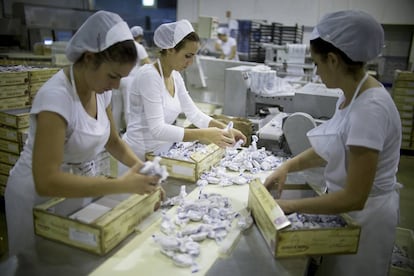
[223,65,343,154]
[5,2,93,51]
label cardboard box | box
[0,150,19,165]
[0,108,31,129]
[0,173,8,196]
[0,138,21,154]
[29,82,45,97]
[33,190,161,255]
[0,83,29,99]
[394,70,414,81]
[0,125,28,144]
[390,227,414,276]
[146,143,225,182]
[0,70,28,86]
[0,95,31,110]
[0,162,12,175]
[28,67,59,83]
[248,179,361,258]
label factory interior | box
[0,0,413,275]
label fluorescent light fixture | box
[44,38,53,45]
[142,0,155,6]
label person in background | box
[215,27,239,61]
[264,10,401,276]
[130,25,151,66]
[120,19,246,171]
[112,25,152,133]
[5,10,162,256]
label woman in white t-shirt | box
[5,11,161,256]
[121,19,246,164]
[264,10,401,276]
[215,27,239,61]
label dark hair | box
[79,40,137,68]
[310,37,364,73]
[160,32,200,55]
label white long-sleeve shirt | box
[122,63,212,159]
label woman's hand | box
[121,163,160,195]
[204,127,235,148]
[153,186,166,211]
[263,164,289,198]
[231,128,247,145]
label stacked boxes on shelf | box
[0,67,31,111]
[0,66,59,195]
[28,67,60,102]
[237,20,304,63]
[237,20,275,63]
[0,108,30,195]
[272,24,304,45]
[392,70,414,150]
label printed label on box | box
[69,228,97,246]
[172,165,194,177]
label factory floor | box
[0,153,413,260]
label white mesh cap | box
[131,26,144,37]
[66,10,133,63]
[153,19,194,49]
[217,27,229,35]
[310,10,384,62]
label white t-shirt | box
[325,86,401,196]
[22,70,112,165]
[5,69,112,255]
[216,37,239,61]
[123,63,212,159]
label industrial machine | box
[261,43,315,82]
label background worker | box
[215,27,239,61]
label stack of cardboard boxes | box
[392,70,414,150]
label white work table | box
[0,170,323,276]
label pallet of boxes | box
[0,66,60,195]
[392,70,414,150]
[0,67,32,196]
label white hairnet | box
[217,27,229,35]
[153,19,194,49]
[66,10,133,63]
[310,10,384,62]
[131,26,144,37]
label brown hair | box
[310,37,364,74]
[160,32,200,55]
[78,40,137,68]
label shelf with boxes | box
[0,65,60,196]
[392,70,414,150]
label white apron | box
[5,65,110,255]
[308,74,399,276]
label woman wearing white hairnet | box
[264,10,401,276]
[120,19,246,165]
[130,25,151,66]
[5,10,162,256]
[214,27,239,61]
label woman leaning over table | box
[264,10,401,276]
[120,19,246,174]
[5,10,162,256]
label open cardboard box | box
[248,179,361,258]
